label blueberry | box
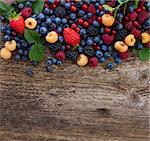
[93,20,99,27]
[55,17,61,24]
[96,50,103,58]
[115,58,122,65]
[52,58,57,64]
[78,10,85,16]
[96,9,100,14]
[80,29,86,36]
[99,11,105,16]
[101,45,108,52]
[3,35,10,41]
[86,39,93,45]
[56,60,63,65]
[43,8,50,15]
[93,36,100,43]
[18,49,24,55]
[1,26,6,33]
[81,40,86,46]
[100,27,104,33]
[69,13,76,20]
[15,54,21,61]
[45,18,52,26]
[136,43,143,50]
[0,16,5,21]
[83,15,88,20]
[61,45,66,51]
[6,30,11,35]
[116,23,123,30]
[59,36,64,42]
[112,52,119,58]
[22,56,28,62]
[26,68,33,76]
[117,13,123,21]
[104,52,111,59]
[40,27,48,35]
[57,27,63,33]
[62,18,68,24]
[106,62,114,69]
[18,3,24,9]
[51,23,56,29]
[22,42,28,48]
[46,59,53,65]
[23,50,28,56]
[25,1,32,7]
[78,46,84,53]
[46,66,53,72]
[128,5,135,12]
[65,3,71,9]
[99,57,106,63]
[37,13,45,21]
[95,2,100,7]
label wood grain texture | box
[0,0,150,140]
[0,57,149,141]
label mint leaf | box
[29,43,45,62]
[138,48,150,61]
[0,1,9,12]
[102,4,115,12]
[132,48,138,55]
[32,0,44,14]
[24,29,40,44]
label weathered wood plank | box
[0,58,149,141]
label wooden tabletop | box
[0,57,149,141]
[0,0,149,140]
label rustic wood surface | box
[0,1,150,141]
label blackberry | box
[116,29,128,41]
[87,26,99,36]
[84,46,95,57]
[49,42,62,53]
[66,50,79,62]
[54,6,66,18]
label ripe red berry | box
[55,51,66,61]
[70,5,77,12]
[44,4,49,8]
[98,5,103,11]
[133,21,141,28]
[87,18,93,24]
[104,27,110,34]
[71,23,77,29]
[97,17,102,24]
[77,18,84,25]
[83,21,89,28]
[89,57,99,67]
[76,27,80,33]
[82,4,88,11]
[112,30,116,35]
[54,0,59,6]
[135,8,141,13]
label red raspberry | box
[21,7,32,18]
[55,51,66,61]
[119,51,129,60]
[63,28,81,47]
[137,10,149,24]
[89,57,99,67]
[102,34,114,45]
[83,21,89,28]
[82,4,88,11]
[125,21,133,30]
[131,27,142,38]
[77,18,84,25]
[88,4,96,14]
[128,11,138,21]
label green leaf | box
[0,1,9,12]
[32,0,45,14]
[29,43,45,62]
[24,29,41,44]
[102,4,115,12]
[138,48,150,61]
[132,48,138,55]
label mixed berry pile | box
[0,0,150,76]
